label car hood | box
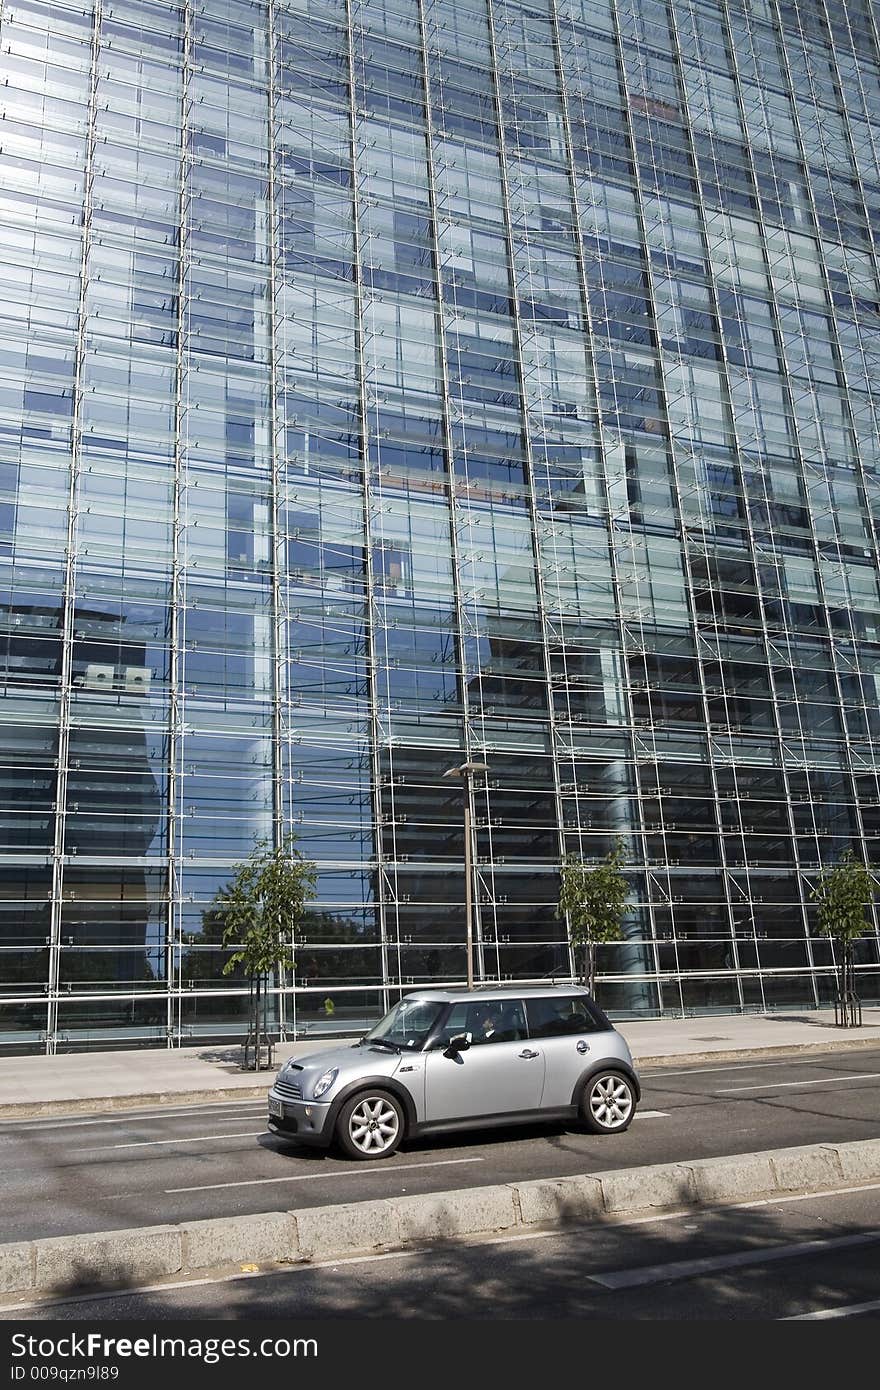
[274,1041,402,1087]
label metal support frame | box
[165,0,192,1050]
[45,0,104,1055]
[414,0,492,988]
[344,0,393,1014]
[442,759,490,991]
[263,0,294,1043]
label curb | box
[2,1137,879,1301]
[0,1087,271,1122]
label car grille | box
[274,1077,303,1101]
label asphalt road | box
[2,1047,880,1244]
[3,1187,879,1322]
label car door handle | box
[518,1049,540,1059]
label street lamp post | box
[443,759,489,990]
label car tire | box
[335,1089,404,1160]
[579,1070,636,1134]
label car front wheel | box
[335,1089,404,1160]
[580,1070,636,1134]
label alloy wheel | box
[588,1073,634,1130]
[347,1095,401,1154]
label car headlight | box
[312,1068,338,1100]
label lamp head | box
[443,760,489,778]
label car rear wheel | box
[336,1089,404,1160]
[580,1070,635,1134]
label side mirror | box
[444,1032,471,1056]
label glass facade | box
[3,0,880,1053]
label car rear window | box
[525,994,606,1038]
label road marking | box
[0,1101,268,1131]
[587,1230,880,1289]
[72,1131,266,1152]
[635,1110,668,1118]
[741,1181,880,1206]
[718,1072,880,1093]
[784,1298,880,1320]
[164,1155,485,1193]
[644,1057,861,1079]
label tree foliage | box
[556,839,628,995]
[212,831,318,979]
[811,848,874,948]
[208,832,318,1064]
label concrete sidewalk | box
[2,1004,880,1119]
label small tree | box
[556,839,628,997]
[810,848,875,1027]
[210,831,318,1067]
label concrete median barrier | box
[822,1136,880,1181]
[768,1145,844,1191]
[0,1244,33,1296]
[3,1137,880,1302]
[181,1212,298,1270]
[396,1185,519,1245]
[592,1161,697,1213]
[293,1198,397,1260]
[33,1225,182,1295]
[513,1174,605,1226]
[685,1152,776,1204]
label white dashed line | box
[73,1131,266,1152]
[718,1072,880,1093]
[164,1155,485,1193]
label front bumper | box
[266,1086,334,1147]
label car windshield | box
[363,999,444,1049]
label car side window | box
[525,995,601,1039]
[436,1000,525,1045]
[478,999,526,1044]
[463,1001,506,1045]
[440,1000,528,1046]
[441,1004,470,1042]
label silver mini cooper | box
[267,986,640,1160]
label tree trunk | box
[834,939,859,1028]
[586,941,595,997]
[251,972,262,1067]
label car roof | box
[402,985,594,1003]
